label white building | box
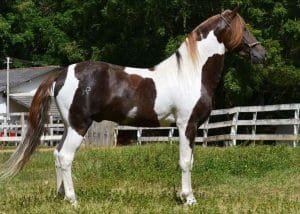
[0,66,60,122]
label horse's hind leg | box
[55,126,86,206]
[54,128,67,196]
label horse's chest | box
[153,77,202,120]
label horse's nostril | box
[251,54,265,64]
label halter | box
[220,13,261,49]
[246,41,261,48]
[220,13,232,29]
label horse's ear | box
[230,6,240,18]
[232,6,240,13]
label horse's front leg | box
[177,121,197,205]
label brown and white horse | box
[0,9,265,206]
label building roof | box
[0,66,59,92]
[11,96,59,115]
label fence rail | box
[1,104,299,147]
[0,112,63,145]
[117,103,299,147]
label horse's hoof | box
[71,200,79,208]
[180,192,197,205]
[184,197,197,206]
[64,196,79,208]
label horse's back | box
[53,61,161,129]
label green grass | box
[0,144,299,213]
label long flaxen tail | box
[0,74,58,179]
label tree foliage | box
[0,0,299,106]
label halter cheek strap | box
[247,41,261,48]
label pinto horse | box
[0,9,265,206]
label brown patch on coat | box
[185,54,224,147]
[65,61,159,136]
[69,62,111,135]
[54,67,67,97]
[201,54,224,97]
[193,15,219,40]
[133,78,160,127]
[129,74,143,90]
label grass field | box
[0,144,299,213]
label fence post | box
[230,111,239,146]
[49,115,54,146]
[20,113,25,140]
[294,108,299,147]
[3,113,8,142]
[252,112,257,144]
[137,128,142,145]
[113,128,118,147]
[168,128,174,144]
[203,118,209,147]
[17,113,24,146]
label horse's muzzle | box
[251,50,266,64]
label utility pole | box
[6,57,11,121]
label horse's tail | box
[0,74,57,179]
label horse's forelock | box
[225,14,245,50]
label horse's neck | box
[124,30,225,95]
[155,31,225,78]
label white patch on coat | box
[55,64,79,125]
[124,30,225,124]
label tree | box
[0,0,299,106]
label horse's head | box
[218,8,266,63]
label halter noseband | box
[246,41,261,48]
[220,13,261,49]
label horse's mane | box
[184,10,245,65]
[185,32,199,65]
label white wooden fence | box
[0,112,63,145]
[1,104,299,147]
[118,103,300,147]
